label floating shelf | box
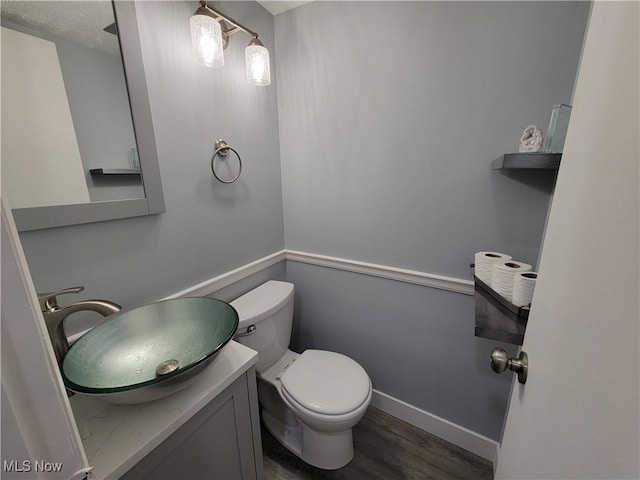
[474,275,529,345]
[90,168,141,176]
[491,152,561,171]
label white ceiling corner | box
[256,1,314,16]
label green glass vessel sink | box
[62,297,238,404]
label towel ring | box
[211,139,242,184]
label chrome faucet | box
[38,286,121,365]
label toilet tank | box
[230,281,295,372]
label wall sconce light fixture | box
[190,1,271,86]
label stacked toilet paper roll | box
[512,272,538,307]
[491,261,532,302]
[474,252,512,284]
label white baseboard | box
[371,389,499,464]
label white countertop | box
[69,341,258,480]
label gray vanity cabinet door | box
[121,370,263,480]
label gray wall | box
[56,38,143,201]
[17,1,285,335]
[208,262,286,303]
[276,1,589,277]
[276,2,589,440]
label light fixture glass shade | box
[190,10,224,68]
[245,41,271,86]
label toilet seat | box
[279,350,371,416]
[279,382,372,427]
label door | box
[1,199,90,479]
[495,2,639,479]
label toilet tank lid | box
[230,281,294,327]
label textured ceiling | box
[256,1,313,16]
[1,1,120,56]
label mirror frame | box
[11,1,165,232]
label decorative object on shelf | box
[474,251,512,284]
[518,124,544,152]
[190,1,271,86]
[512,272,538,307]
[542,104,572,153]
[491,260,532,302]
[128,148,139,169]
[211,139,242,184]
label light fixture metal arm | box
[201,1,259,40]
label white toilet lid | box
[279,350,371,415]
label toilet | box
[231,281,372,470]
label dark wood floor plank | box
[264,456,305,480]
[262,406,493,480]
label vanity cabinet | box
[120,369,263,480]
[73,342,262,480]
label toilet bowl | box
[231,281,371,470]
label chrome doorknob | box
[490,348,528,384]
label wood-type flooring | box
[262,406,493,480]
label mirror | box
[1,1,164,231]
